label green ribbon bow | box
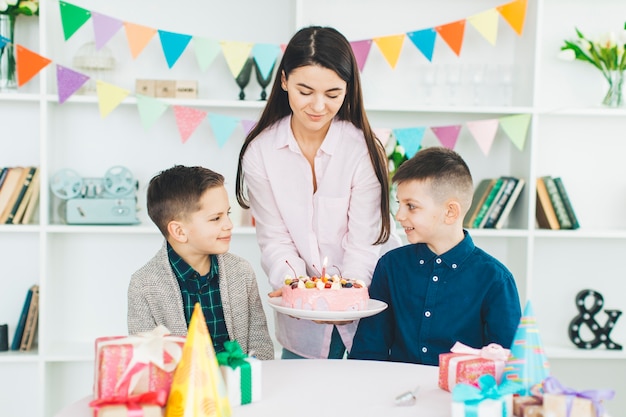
[216,340,253,405]
[452,374,523,417]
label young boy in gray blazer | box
[128,165,274,360]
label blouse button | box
[432,276,439,282]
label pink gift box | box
[93,404,163,417]
[93,326,185,399]
[439,342,510,392]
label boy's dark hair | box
[393,147,474,209]
[147,165,225,237]
[236,26,391,245]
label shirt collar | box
[167,242,219,281]
[415,230,475,268]
[278,115,341,156]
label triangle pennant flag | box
[501,301,550,396]
[56,64,89,104]
[58,1,91,41]
[431,125,462,149]
[372,34,406,69]
[96,80,130,118]
[173,105,207,144]
[350,39,373,72]
[16,45,51,87]
[220,41,254,78]
[241,119,257,135]
[91,12,124,50]
[497,0,528,36]
[0,35,9,48]
[466,119,499,156]
[208,113,241,148]
[499,114,531,151]
[407,28,437,62]
[194,37,221,72]
[373,127,393,147]
[468,8,500,46]
[136,94,170,130]
[158,30,192,68]
[252,43,281,81]
[124,22,157,59]
[165,303,232,417]
[393,127,425,158]
[435,20,466,57]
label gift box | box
[439,342,510,392]
[93,326,185,399]
[513,395,543,417]
[93,404,163,417]
[451,374,520,417]
[217,340,261,406]
[90,390,167,417]
[540,376,614,417]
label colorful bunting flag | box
[435,20,466,57]
[431,125,461,149]
[499,113,530,151]
[468,9,500,46]
[96,80,130,118]
[173,105,207,144]
[16,45,51,87]
[91,12,124,50]
[373,128,393,148]
[501,301,550,396]
[372,34,406,69]
[208,113,241,148]
[136,94,170,130]
[252,43,280,81]
[193,37,221,72]
[220,41,254,78]
[0,35,9,49]
[58,1,91,41]
[241,119,257,136]
[466,119,499,156]
[350,39,373,72]
[407,29,437,62]
[393,127,426,159]
[56,65,89,104]
[497,0,528,36]
[123,22,157,59]
[158,30,192,68]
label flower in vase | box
[560,27,626,73]
[0,0,38,16]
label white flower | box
[20,1,37,13]
[6,0,18,6]
[0,1,9,12]
[558,49,576,61]
[597,32,617,49]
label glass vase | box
[0,14,17,91]
[601,70,624,108]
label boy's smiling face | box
[394,179,447,245]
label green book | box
[472,177,504,229]
[541,176,572,229]
[464,178,496,228]
[553,177,580,229]
[483,177,518,229]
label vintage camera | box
[50,166,140,225]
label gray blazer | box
[127,242,274,360]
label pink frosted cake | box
[281,275,369,311]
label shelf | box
[43,224,257,235]
[545,346,626,360]
[533,229,626,239]
[0,349,39,363]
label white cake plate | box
[267,298,388,322]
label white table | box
[55,359,452,417]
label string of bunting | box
[0,1,531,150]
[57,0,527,76]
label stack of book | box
[0,166,40,225]
[11,284,40,352]
[535,175,580,230]
[464,176,526,229]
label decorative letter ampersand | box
[568,289,622,350]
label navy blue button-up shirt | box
[349,231,521,365]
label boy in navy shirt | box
[349,147,521,365]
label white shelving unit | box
[1,0,625,415]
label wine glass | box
[254,58,276,100]
[235,57,254,100]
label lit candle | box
[320,256,327,279]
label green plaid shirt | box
[167,243,229,354]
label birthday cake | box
[281,275,369,311]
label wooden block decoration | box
[135,79,156,97]
[155,80,176,98]
[568,289,622,350]
[175,80,198,99]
